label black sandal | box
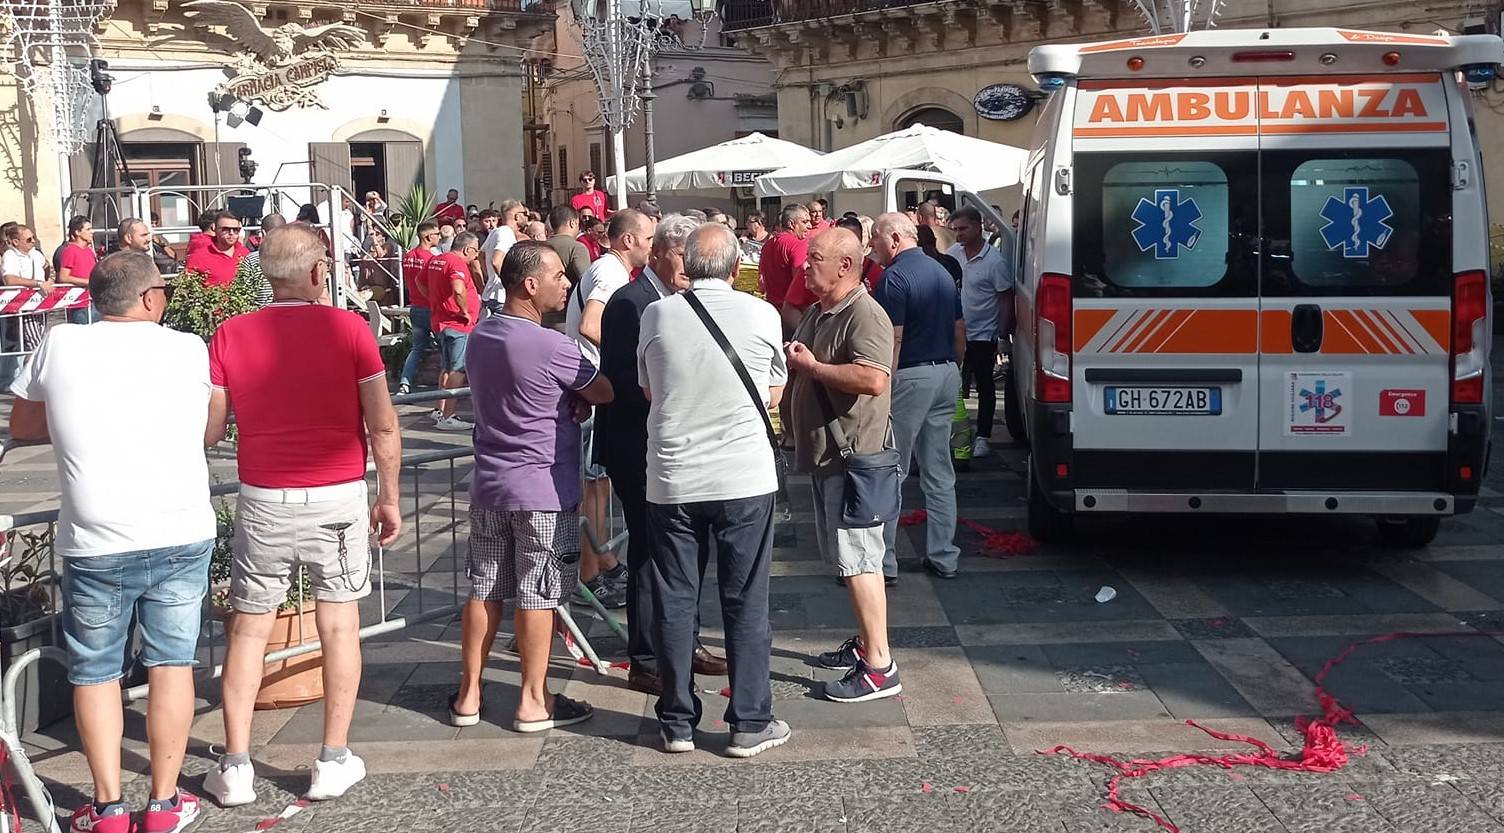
[512,694,594,733]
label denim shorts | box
[439,329,469,372]
[60,539,213,686]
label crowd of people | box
[2,166,1017,831]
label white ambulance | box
[1014,28,1499,545]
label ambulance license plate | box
[1104,386,1221,416]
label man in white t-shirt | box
[7,251,214,833]
[637,222,789,757]
[481,200,526,310]
[564,208,654,605]
[947,206,1014,459]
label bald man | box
[784,228,902,705]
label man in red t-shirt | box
[185,211,250,287]
[183,211,216,260]
[808,198,831,232]
[398,222,442,394]
[425,231,482,430]
[202,224,401,809]
[570,171,610,221]
[757,203,813,337]
[434,189,466,226]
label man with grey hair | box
[757,203,812,338]
[871,212,964,579]
[8,251,215,832]
[597,214,727,693]
[204,224,402,808]
[638,223,789,756]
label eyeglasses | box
[218,226,242,233]
[141,284,171,300]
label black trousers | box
[963,340,997,438]
[648,493,774,737]
[607,467,662,675]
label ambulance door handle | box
[1291,304,1323,353]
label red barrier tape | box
[898,510,1036,557]
[0,744,20,833]
[1041,631,1488,832]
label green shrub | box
[164,268,260,342]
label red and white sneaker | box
[823,659,902,703]
[142,790,201,833]
[69,802,135,833]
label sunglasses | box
[218,226,242,233]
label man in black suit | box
[596,213,728,694]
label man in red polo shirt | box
[425,231,481,431]
[397,222,442,395]
[757,203,812,337]
[202,224,402,810]
[184,211,250,287]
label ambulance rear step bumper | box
[1074,491,1454,515]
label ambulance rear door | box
[1068,79,1264,494]
[1254,74,1455,493]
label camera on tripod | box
[89,59,113,96]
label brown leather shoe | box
[627,666,662,696]
[692,645,728,676]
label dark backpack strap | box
[683,290,779,449]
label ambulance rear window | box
[1073,153,1256,298]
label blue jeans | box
[60,540,213,686]
[400,306,433,388]
[648,493,775,737]
[67,304,96,325]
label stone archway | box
[884,86,978,136]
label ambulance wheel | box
[1375,516,1440,549]
[1002,365,1026,444]
[1026,457,1072,544]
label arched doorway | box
[895,106,965,134]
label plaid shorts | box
[467,508,580,609]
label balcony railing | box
[720,0,939,30]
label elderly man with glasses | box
[8,252,215,833]
[184,210,250,287]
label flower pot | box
[252,606,324,710]
[0,611,71,735]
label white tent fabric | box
[753,125,1029,197]
[606,133,823,193]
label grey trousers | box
[883,361,962,573]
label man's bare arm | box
[809,361,889,397]
[358,377,403,546]
[891,324,905,371]
[577,373,614,405]
[953,319,966,365]
[206,388,231,447]
[580,298,607,347]
[7,398,48,443]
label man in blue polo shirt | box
[871,213,965,580]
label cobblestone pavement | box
[9,351,1504,833]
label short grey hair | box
[116,217,147,243]
[780,203,810,229]
[90,251,159,315]
[873,212,919,242]
[452,231,480,252]
[259,224,327,284]
[683,223,740,283]
[653,213,699,253]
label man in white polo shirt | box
[947,206,1014,459]
[637,223,790,758]
[203,224,403,809]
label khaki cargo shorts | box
[231,480,373,613]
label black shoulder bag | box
[682,291,790,513]
[813,385,903,528]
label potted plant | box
[0,524,68,735]
[208,501,325,710]
[387,185,437,250]
[163,268,260,342]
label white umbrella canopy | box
[754,125,1029,197]
[606,133,824,194]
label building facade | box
[538,2,775,216]
[723,0,1504,216]
[2,0,552,244]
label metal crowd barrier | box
[0,387,628,832]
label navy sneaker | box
[824,659,902,703]
[816,635,864,670]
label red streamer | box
[1040,631,1484,832]
[898,510,1036,557]
[575,657,629,670]
[898,510,928,526]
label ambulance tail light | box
[1451,270,1487,405]
[1036,274,1072,404]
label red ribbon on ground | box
[576,657,630,670]
[898,510,1036,557]
[1040,631,1486,832]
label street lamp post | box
[641,0,712,208]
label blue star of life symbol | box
[1130,189,1202,260]
[1298,379,1343,424]
[1318,186,1393,259]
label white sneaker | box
[306,752,366,801]
[434,415,474,432]
[972,437,993,458]
[428,409,444,422]
[203,759,257,808]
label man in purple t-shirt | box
[451,241,615,733]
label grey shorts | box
[811,474,885,578]
[468,508,581,609]
[579,414,607,482]
[231,480,372,613]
